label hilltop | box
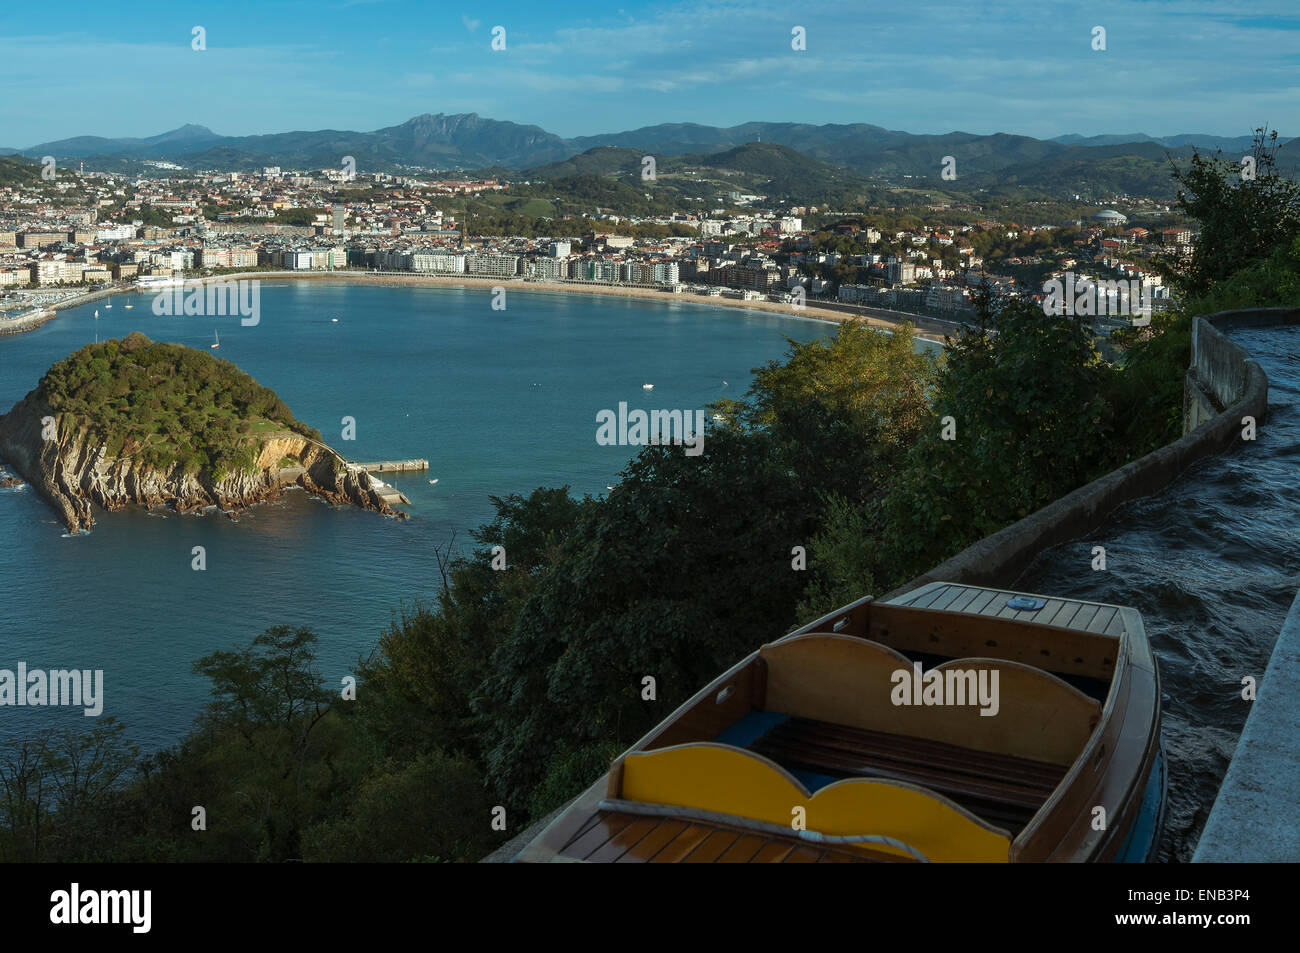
[0,333,403,532]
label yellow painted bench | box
[616,742,1012,862]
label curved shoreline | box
[0,284,126,336]
[1,271,955,344]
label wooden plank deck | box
[553,811,909,863]
[885,582,1133,641]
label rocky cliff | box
[0,387,404,533]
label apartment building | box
[465,253,521,277]
[410,252,466,273]
[528,257,566,280]
[18,231,68,249]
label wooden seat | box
[759,633,1102,765]
[612,742,1013,862]
[749,716,1068,834]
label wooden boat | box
[514,582,1165,863]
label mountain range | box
[3,114,1294,198]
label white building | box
[465,253,520,277]
[411,252,466,274]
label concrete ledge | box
[883,308,1300,600]
[1193,586,1300,862]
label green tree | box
[882,289,1114,581]
[0,719,137,862]
[1170,127,1300,297]
[303,750,498,862]
[191,626,336,861]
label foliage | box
[1169,128,1300,297]
[794,492,879,622]
[881,289,1114,581]
[302,750,497,863]
[738,322,934,494]
[1107,128,1300,453]
[37,333,318,475]
[0,719,137,862]
[478,427,817,804]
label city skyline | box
[3,0,1299,147]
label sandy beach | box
[0,271,959,343]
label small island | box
[0,332,405,532]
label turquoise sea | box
[0,281,883,749]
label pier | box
[345,461,421,507]
[352,458,428,473]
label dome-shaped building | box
[1091,209,1128,225]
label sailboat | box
[210,330,220,350]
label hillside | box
[524,146,645,180]
[0,154,41,186]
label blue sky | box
[2,0,1297,146]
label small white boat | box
[210,330,220,350]
[331,317,340,323]
[124,304,134,309]
[642,383,654,390]
[94,309,99,317]
[428,478,439,485]
[104,303,112,309]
